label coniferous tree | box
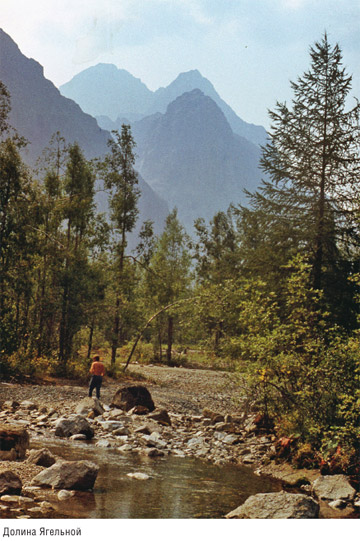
[238,34,360,327]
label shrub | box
[229,255,360,456]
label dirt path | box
[0,364,245,417]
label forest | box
[1,35,360,472]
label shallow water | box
[35,441,283,519]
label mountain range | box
[60,63,268,148]
[0,27,267,237]
[0,29,169,240]
[60,64,265,230]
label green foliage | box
[236,34,360,329]
[226,255,359,451]
[143,209,193,364]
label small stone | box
[40,501,54,510]
[27,448,56,467]
[98,420,125,431]
[0,471,22,496]
[172,450,186,458]
[69,434,87,441]
[134,425,151,435]
[3,401,20,410]
[28,507,42,513]
[75,397,104,418]
[148,410,172,426]
[1,495,20,503]
[95,439,111,448]
[57,490,74,501]
[145,448,165,458]
[20,401,37,411]
[115,435,129,443]
[19,497,34,504]
[328,499,347,510]
[117,444,133,453]
[112,427,129,436]
[128,405,149,415]
[127,472,150,480]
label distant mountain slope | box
[132,89,263,232]
[0,29,109,165]
[60,64,267,147]
[60,63,153,121]
[150,70,268,147]
[0,29,169,240]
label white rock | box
[328,499,346,509]
[95,439,112,448]
[127,472,150,481]
[69,434,87,441]
[117,444,133,453]
[115,435,129,443]
[57,490,74,501]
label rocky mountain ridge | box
[60,63,268,147]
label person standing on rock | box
[88,355,105,400]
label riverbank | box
[0,364,359,518]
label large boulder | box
[54,415,94,439]
[0,424,29,460]
[75,398,104,418]
[31,460,99,490]
[0,471,22,495]
[312,475,356,502]
[27,448,56,468]
[110,386,155,412]
[226,491,319,519]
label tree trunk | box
[158,327,163,362]
[167,315,173,364]
[87,322,94,359]
[111,296,120,371]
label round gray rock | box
[55,415,94,439]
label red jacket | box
[90,361,105,376]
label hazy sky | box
[2,0,360,128]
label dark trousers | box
[89,375,102,399]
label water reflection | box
[34,441,282,519]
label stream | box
[33,440,283,519]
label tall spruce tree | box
[240,34,360,327]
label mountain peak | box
[60,63,153,120]
[173,69,211,86]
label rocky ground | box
[0,364,359,519]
